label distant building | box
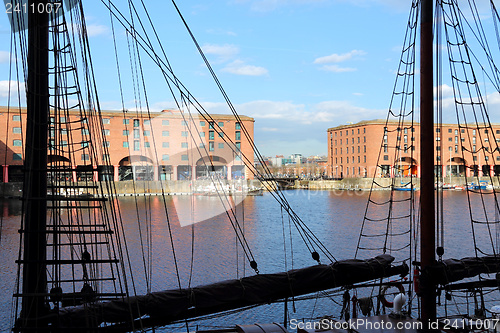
[327,119,500,178]
[0,106,254,182]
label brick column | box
[153,165,159,181]
[173,166,178,181]
[114,165,119,181]
[2,165,8,183]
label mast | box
[420,0,436,327]
[17,0,50,329]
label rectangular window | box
[209,142,214,151]
[104,141,110,147]
[383,145,388,153]
[235,142,241,151]
[162,131,169,137]
[144,142,150,148]
[13,127,21,134]
[103,129,110,136]
[123,141,129,148]
[448,137,452,142]
[143,130,150,136]
[436,128,440,133]
[81,154,89,161]
[218,132,224,138]
[81,129,89,135]
[473,137,476,144]
[199,143,205,148]
[13,139,22,146]
[235,122,241,130]
[181,142,188,148]
[123,130,129,136]
[162,120,169,126]
[181,154,189,161]
[436,146,440,151]
[13,153,22,160]
[364,146,366,153]
[200,121,205,127]
[455,136,458,143]
[134,128,140,138]
[218,121,224,127]
[364,156,366,163]
[162,154,169,161]
[102,118,110,124]
[144,119,150,125]
[358,146,360,153]
[473,129,476,135]
[162,142,169,148]
[235,131,241,141]
[123,119,130,125]
[133,119,140,127]
[134,140,140,151]
[455,145,458,153]
[181,120,188,126]
[209,122,214,129]
[448,128,452,133]
[404,135,408,143]
[81,142,89,148]
[62,140,67,147]
[181,131,188,137]
[209,131,214,140]
[13,115,21,121]
[383,155,389,161]
[218,143,224,149]
[103,154,110,161]
[199,131,205,137]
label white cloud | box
[0,80,25,104]
[221,60,268,76]
[0,51,15,64]
[230,0,328,13]
[314,50,366,64]
[202,43,240,62]
[86,24,108,37]
[319,65,357,73]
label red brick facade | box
[327,120,500,178]
[0,106,254,182]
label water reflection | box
[0,190,498,330]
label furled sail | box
[422,255,500,286]
[54,254,408,329]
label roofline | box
[0,106,254,121]
[327,119,500,131]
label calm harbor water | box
[0,189,494,331]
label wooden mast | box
[18,0,50,329]
[420,0,437,327]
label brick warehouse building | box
[0,106,254,182]
[327,119,500,179]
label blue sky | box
[0,1,498,156]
